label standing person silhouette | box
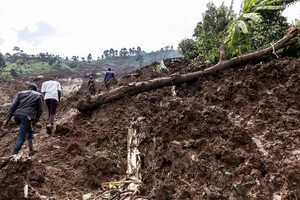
[104,68,115,90]
[41,77,62,134]
[88,76,96,95]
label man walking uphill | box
[41,77,62,131]
[2,83,44,155]
[104,68,115,90]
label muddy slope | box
[0,57,299,199]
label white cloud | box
[18,22,57,45]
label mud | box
[0,57,299,199]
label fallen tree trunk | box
[77,27,299,113]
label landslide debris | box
[0,57,299,199]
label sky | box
[0,0,299,59]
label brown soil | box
[0,56,300,200]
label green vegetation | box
[227,0,296,55]
[0,46,181,78]
[178,0,300,63]
[179,1,235,62]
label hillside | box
[0,56,299,199]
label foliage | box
[178,0,299,62]
[0,46,181,78]
[0,53,5,70]
[227,0,298,55]
[249,16,289,50]
[296,20,300,57]
[156,60,167,72]
[201,2,235,34]
[61,88,78,101]
[1,61,55,78]
[178,1,235,62]
[178,38,199,59]
[296,20,300,28]
[96,49,181,67]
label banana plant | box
[227,0,299,56]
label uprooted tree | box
[77,27,299,113]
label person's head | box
[28,83,37,91]
[89,76,94,80]
[49,77,54,81]
[108,68,111,71]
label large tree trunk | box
[77,27,299,113]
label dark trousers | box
[45,99,58,125]
[13,115,34,152]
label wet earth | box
[0,56,299,200]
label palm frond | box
[256,5,285,11]
[242,0,260,12]
[241,12,263,23]
[235,20,250,34]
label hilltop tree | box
[119,48,129,57]
[178,38,199,59]
[109,48,115,57]
[12,46,21,54]
[71,56,78,61]
[0,53,6,70]
[178,1,235,61]
[103,50,110,58]
[136,46,142,55]
[87,53,93,63]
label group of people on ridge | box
[2,68,115,156]
[88,68,115,95]
[2,77,61,155]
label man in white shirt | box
[41,77,62,131]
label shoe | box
[46,124,52,134]
[11,149,19,155]
[29,150,36,156]
[28,140,35,156]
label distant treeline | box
[0,46,182,78]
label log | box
[77,27,299,113]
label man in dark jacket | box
[2,83,44,155]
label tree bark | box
[77,27,299,113]
[219,39,231,63]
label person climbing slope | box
[104,68,115,90]
[88,76,96,95]
[2,83,44,155]
[41,77,62,134]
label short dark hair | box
[49,77,54,80]
[28,83,37,91]
[108,68,111,71]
